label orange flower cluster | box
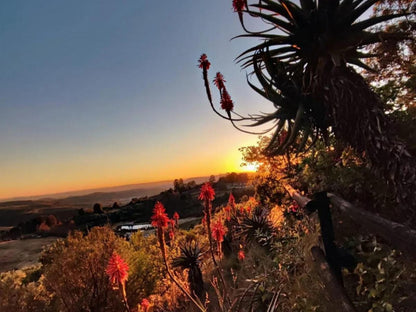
[228,193,235,208]
[199,182,215,202]
[140,298,150,312]
[212,220,226,243]
[106,252,129,285]
[225,205,231,221]
[151,201,170,229]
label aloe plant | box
[173,241,205,302]
[202,0,415,218]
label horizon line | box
[0,171,252,202]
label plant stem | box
[157,227,207,312]
[205,201,231,310]
[121,283,130,312]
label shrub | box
[93,203,104,214]
[0,268,53,312]
[41,226,162,311]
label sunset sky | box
[0,0,272,200]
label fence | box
[284,184,416,312]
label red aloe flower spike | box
[151,201,170,229]
[225,205,231,221]
[220,90,234,112]
[199,182,215,202]
[228,193,235,209]
[173,211,180,221]
[212,220,226,255]
[232,0,246,12]
[238,250,245,261]
[213,72,226,91]
[141,298,150,312]
[199,183,229,304]
[152,206,206,312]
[212,220,226,243]
[106,252,130,311]
[169,230,174,240]
[198,53,210,70]
[106,252,129,285]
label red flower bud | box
[220,90,234,112]
[233,0,246,12]
[198,54,211,70]
[213,72,226,91]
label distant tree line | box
[173,179,196,193]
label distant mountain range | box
[0,175,224,227]
[0,175,218,203]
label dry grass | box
[0,237,58,272]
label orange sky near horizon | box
[0,136,260,200]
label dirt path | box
[0,237,59,272]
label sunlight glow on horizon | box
[0,137,259,200]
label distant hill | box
[0,175,227,227]
[0,175,218,202]
[0,187,164,227]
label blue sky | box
[0,0,271,198]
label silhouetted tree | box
[173,178,185,193]
[93,203,104,214]
[186,180,197,189]
[45,215,58,227]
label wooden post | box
[311,246,357,312]
[283,183,310,208]
[328,193,416,259]
[283,184,357,311]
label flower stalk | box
[151,202,207,312]
[199,183,231,310]
[106,252,130,312]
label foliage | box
[367,0,416,110]
[0,268,53,312]
[41,226,162,311]
[235,209,275,248]
[238,131,416,311]
[345,234,416,312]
[172,241,205,302]
[93,202,104,214]
[240,136,300,205]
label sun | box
[241,161,260,172]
